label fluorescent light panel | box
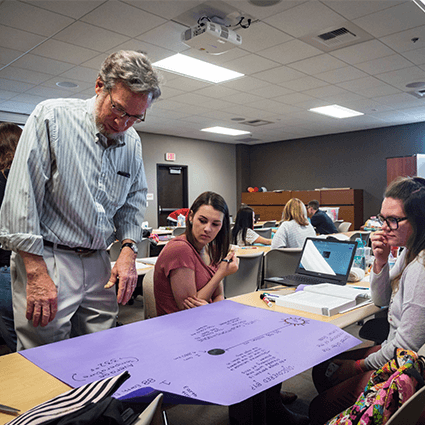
[153,54,244,83]
[413,0,425,13]
[309,104,364,119]
[201,126,251,136]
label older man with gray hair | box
[0,50,161,350]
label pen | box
[261,292,280,302]
[0,404,20,415]
[260,293,273,307]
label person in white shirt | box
[272,198,316,249]
[232,206,272,246]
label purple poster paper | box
[21,300,360,405]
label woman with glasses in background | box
[309,176,425,425]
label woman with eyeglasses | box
[308,176,425,425]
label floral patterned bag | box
[326,348,425,425]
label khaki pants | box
[11,244,118,350]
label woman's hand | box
[218,251,239,277]
[183,296,209,309]
[371,230,390,273]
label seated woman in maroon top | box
[154,191,238,316]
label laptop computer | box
[264,237,358,287]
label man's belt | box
[43,240,97,255]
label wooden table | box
[0,281,378,425]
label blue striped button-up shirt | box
[0,96,147,255]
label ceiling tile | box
[31,39,98,65]
[81,1,167,38]
[315,66,368,84]
[12,54,75,75]
[0,25,45,52]
[354,1,424,38]
[253,66,306,84]
[323,0,405,20]
[401,48,425,66]
[330,40,394,65]
[53,21,130,52]
[264,2,346,38]
[279,76,329,92]
[221,75,270,91]
[376,66,425,89]
[0,66,52,85]
[56,66,99,83]
[380,25,425,53]
[138,21,189,53]
[250,84,294,99]
[355,54,413,75]
[0,47,24,67]
[274,92,317,105]
[0,77,34,93]
[221,53,279,75]
[288,54,347,74]
[24,1,104,20]
[260,39,322,65]
[0,1,74,37]
[193,85,241,99]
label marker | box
[260,293,273,307]
[261,292,281,301]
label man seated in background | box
[307,200,338,235]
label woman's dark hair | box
[0,122,22,170]
[185,191,230,264]
[385,176,425,264]
[231,206,254,245]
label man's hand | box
[105,242,137,305]
[19,251,58,327]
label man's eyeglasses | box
[377,213,408,230]
[109,93,145,123]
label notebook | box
[264,237,358,287]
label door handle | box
[158,205,162,214]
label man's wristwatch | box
[121,242,138,254]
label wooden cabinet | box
[241,189,364,231]
[387,155,425,185]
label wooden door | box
[157,165,188,226]
[387,156,417,185]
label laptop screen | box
[296,238,357,281]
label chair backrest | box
[172,227,186,236]
[223,253,264,298]
[385,385,425,425]
[263,248,302,283]
[109,238,151,261]
[333,219,343,228]
[142,269,157,319]
[133,393,164,425]
[337,221,352,233]
[255,228,272,239]
[262,220,276,228]
[349,231,371,246]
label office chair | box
[255,228,272,239]
[385,385,425,425]
[142,269,157,319]
[172,227,186,237]
[223,252,264,298]
[337,221,352,233]
[109,238,150,261]
[262,220,277,228]
[263,248,302,288]
[358,310,389,345]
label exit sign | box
[165,153,176,161]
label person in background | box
[309,176,425,425]
[272,198,316,249]
[232,205,272,246]
[154,192,238,315]
[0,50,161,350]
[307,199,338,234]
[0,122,22,352]
[154,192,308,425]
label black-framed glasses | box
[377,213,408,230]
[109,92,145,123]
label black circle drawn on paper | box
[208,348,225,355]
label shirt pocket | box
[107,172,132,208]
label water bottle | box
[354,237,366,270]
[177,214,186,227]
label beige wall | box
[138,132,238,228]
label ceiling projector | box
[183,22,242,54]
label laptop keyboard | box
[281,274,326,285]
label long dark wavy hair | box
[231,206,254,245]
[0,122,22,171]
[384,176,425,290]
[185,191,230,265]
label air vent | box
[241,119,273,127]
[300,22,373,53]
[317,27,356,47]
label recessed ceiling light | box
[56,81,79,88]
[309,104,364,119]
[248,0,282,6]
[406,82,425,88]
[231,117,245,121]
[201,126,251,136]
[153,54,244,84]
